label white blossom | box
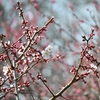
[41,45,53,59]
[3,66,9,76]
[2,78,4,81]
[45,45,53,53]
[42,50,50,59]
[0,77,4,81]
[90,63,97,70]
[7,41,10,45]
[88,63,97,73]
[10,84,14,88]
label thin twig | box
[40,77,55,97]
[13,60,20,100]
[0,92,8,99]
[27,87,36,100]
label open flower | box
[42,50,51,59]
[41,45,53,59]
[45,45,52,53]
[88,63,97,73]
[90,63,97,70]
[3,66,9,76]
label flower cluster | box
[41,45,53,59]
[70,29,99,85]
[0,2,55,99]
[3,66,13,78]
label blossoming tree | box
[0,0,100,100]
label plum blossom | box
[41,45,53,59]
[3,66,13,76]
[88,63,97,73]
[3,66,9,76]
[10,84,14,88]
[90,63,97,70]
[45,45,53,53]
[42,50,51,59]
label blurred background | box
[0,0,100,100]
